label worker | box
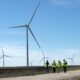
[45,60,49,73]
[52,60,56,73]
[57,60,62,73]
[63,59,67,73]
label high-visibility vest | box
[58,62,62,68]
[63,61,67,67]
[52,62,56,68]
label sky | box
[0,0,80,67]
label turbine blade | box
[1,46,4,55]
[0,56,3,59]
[4,55,13,58]
[29,27,41,49]
[14,56,25,59]
[28,1,40,25]
[72,54,75,59]
[41,49,45,57]
[40,58,44,62]
[71,59,73,62]
[66,58,71,59]
[44,57,48,59]
[9,25,26,28]
[45,57,51,60]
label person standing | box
[45,60,49,73]
[57,60,62,73]
[52,60,56,73]
[63,59,67,73]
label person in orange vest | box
[45,60,49,73]
[52,60,56,73]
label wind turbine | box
[0,46,13,68]
[66,54,75,65]
[40,51,52,66]
[9,1,42,67]
[30,60,34,66]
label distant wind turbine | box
[30,60,34,66]
[40,52,52,66]
[0,46,13,68]
[66,54,75,65]
[9,1,43,67]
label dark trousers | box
[52,67,56,73]
[46,67,49,73]
[63,66,67,73]
[58,67,61,73]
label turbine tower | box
[10,1,42,67]
[0,46,12,68]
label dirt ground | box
[0,70,80,80]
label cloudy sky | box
[0,0,80,67]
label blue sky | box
[0,0,80,66]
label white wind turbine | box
[66,54,75,65]
[10,1,43,67]
[40,51,52,66]
[0,46,13,68]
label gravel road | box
[0,70,80,80]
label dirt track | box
[0,70,80,80]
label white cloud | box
[0,43,80,67]
[44,48,80,65]
[50,0,80,7]
[0,43,45,66]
